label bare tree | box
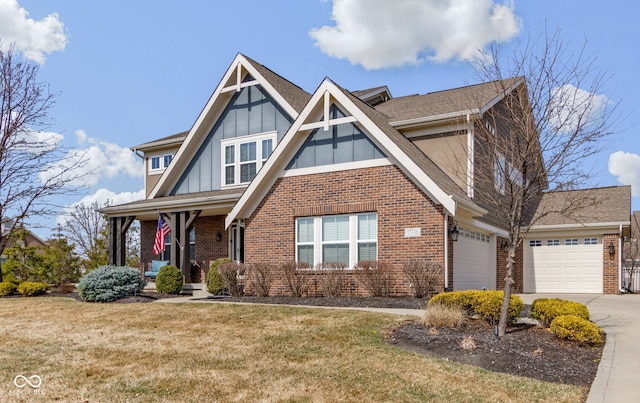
[623,212,640,292]
[63,201,106,260]
[0,43,87,280]
[470,29,619,337]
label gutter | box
[389,109,481,129]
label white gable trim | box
[148,54,300,199]
[226,79,458,228]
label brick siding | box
[603,234,621,294]
[243,164,447,297]
[495,236,523,293]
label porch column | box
[108,216,136,266]
[162,210,200,282]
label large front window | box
[296,213,377,268]
[222,132,275,186]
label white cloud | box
[0,0,67,63]
[549,84,610,134]
[57,188,145,226]
[309,0,521,69]
[40,130,144,187]
[609,151,640,197]
[15,128,64,152]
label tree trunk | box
[497,245,515,338]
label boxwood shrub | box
[531,298,590,326]
[207,258,231,295]
[428,290,524,323]
[0,281,17,296]
[155,265,183,294]
[17,281,49,296]
[550,314,603,346]
[78,265,144,302]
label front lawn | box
[0,298,585,402]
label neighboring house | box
[0,220,46,265]
[622,211,640,292]
[101,53,631,294]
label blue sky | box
[2,0,639,239]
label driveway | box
[518,293,640,403]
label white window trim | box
[148,153,173,175]
[295,213,377,269]
[221,131,276,188]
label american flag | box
[153,216,171,255]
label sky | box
[1,0,639,239]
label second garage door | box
[453,227,495,290]
[524,237,603,293]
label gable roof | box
[530,186,631,228]
[225,78,489,228]
[147,54,311,199]
[375,77,523,126]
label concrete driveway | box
[518,293,640,403]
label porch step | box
[143,282,210,298]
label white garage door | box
[524,237,603,293]
[453,227,495,290]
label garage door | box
[453,227,495,290]
[524,237,603,293]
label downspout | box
[444,213,449,291]
[619,224,625,293]
[466,114,474,199]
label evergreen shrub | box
[155,265,183,294]
[206,258,231,295]
[0,281,18,296]
[531,298,590,326]
[17,281,49,296]
[429,290,524,323]
[550,315,603,346]
[77,265,144,302]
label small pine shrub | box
[421,304,466,328]
[155,265,183,295]
[531,298,590,327]
[77,265,144,302]
[403,259,443,298]
[0,281,18,296]
[357,260,393,297]
[17,281,49,296]
[207,258,231,295]
[429,290,524,323]
[280,261,310,297]
[218,262,244,297]
[550,315,603,346]
[247,263,272,297]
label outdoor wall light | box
[216,231,223,242]
[501,240,509,253]
[450,224,459,242]
[608,241,615,257]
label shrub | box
[357,260,393,297]
[402,259,442,298]
[206,258,231,295]
[17,281,49,296]
[421,303,466,328]
[315,262,347,297]
[429,290,524,323]
[550,315,603,346]
[218,262,245,297]
[77,265,144,302]
[155,265,183,295]
[280,261,310,297]
[0,281,18,296]
[247,263,272,297]
[531,298,590,327]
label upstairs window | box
[222,132,276,186]
[149,153,173,174]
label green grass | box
[0,298,586,402]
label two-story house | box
[101,53,630,294]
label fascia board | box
[528,221,631,232]
[452,194,487,217]
[389,109,480,130]
[102,193,243,216]
[149,54,301,199]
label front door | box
[230,222,245,263]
